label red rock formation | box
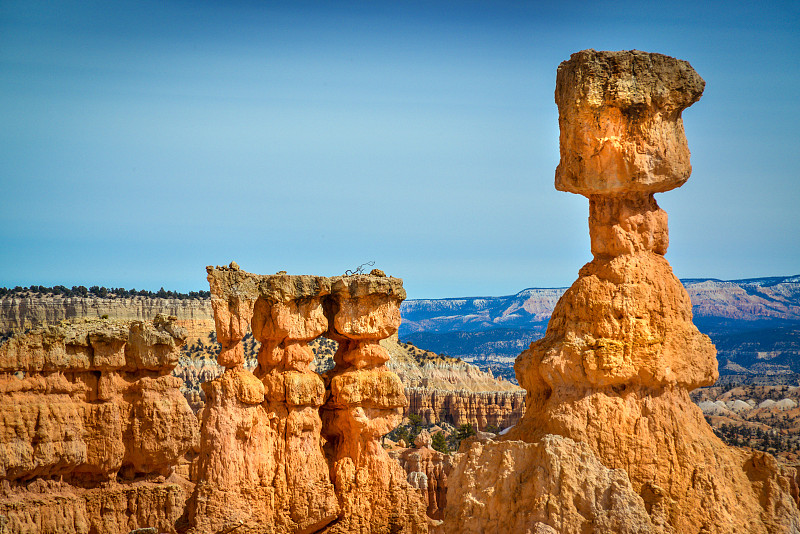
[404,388,524,431]
[321,275,427,533]
[252,276,339,533]
[395,431,454,521]
[190,267,338,533]
[0,315,198,534]
[439,50,800,533]
[190,265,426,533]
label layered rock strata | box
[439,50,800,533]
[189,265,426,533]
[404,388,524,431]
[0,316,198,534]
[0,294,213,341]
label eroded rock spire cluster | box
[2,49,798,534]
[190,265,427,533]
[439,50,800,534]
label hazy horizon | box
[2,272,799,302]
[2,1,798,299]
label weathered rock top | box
[206,264,405,302]
[555,49,705,196]
[557,49,704,112]
[0,314,186,373]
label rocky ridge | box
[0,315,198,534]
[399,275,800,336]
[0,295,213,342]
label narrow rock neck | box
[588,193,669,258]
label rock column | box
[514,49,800,534]
[439,50,800,534]
[190,267,272,533]
[251,277,339,533]
[192,266,426,533]
[321,275,428,533]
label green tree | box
[448,423,476,451]
[431,432,450,454]
[407,413,425,443]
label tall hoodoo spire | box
[438,50,800,534]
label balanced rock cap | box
[555,49,705,196]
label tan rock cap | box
[555,49,705,195]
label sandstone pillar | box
[251,278,339,533]
[515,49,800,534]
[439,50,800,534]
[192,265,425,533]
[321,274,428,533]
[190,265,270,533]
[191,265,339,533]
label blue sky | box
[1,0,798,299]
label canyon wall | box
[404,388,523,431]
[371,335,525,431]
[0,295,214,342]
[439,49,800,534]
[0,268,432,534]
[0,315,198,534]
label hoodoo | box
[439,50,800,533]
[189,265,427,533]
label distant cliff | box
[382,336,524,430]
[4,274,798,384]
[400,275,800,380]
[400,275,800,336]
[0,293,214,340]
[4,274,798,337]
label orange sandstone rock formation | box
[439,50,800,534]
[404,388,524,431]
[190,268,338,533]
[190,265,426,533]
[0,315,198,534]
[320,275,427,533]
[395,431,454,521]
